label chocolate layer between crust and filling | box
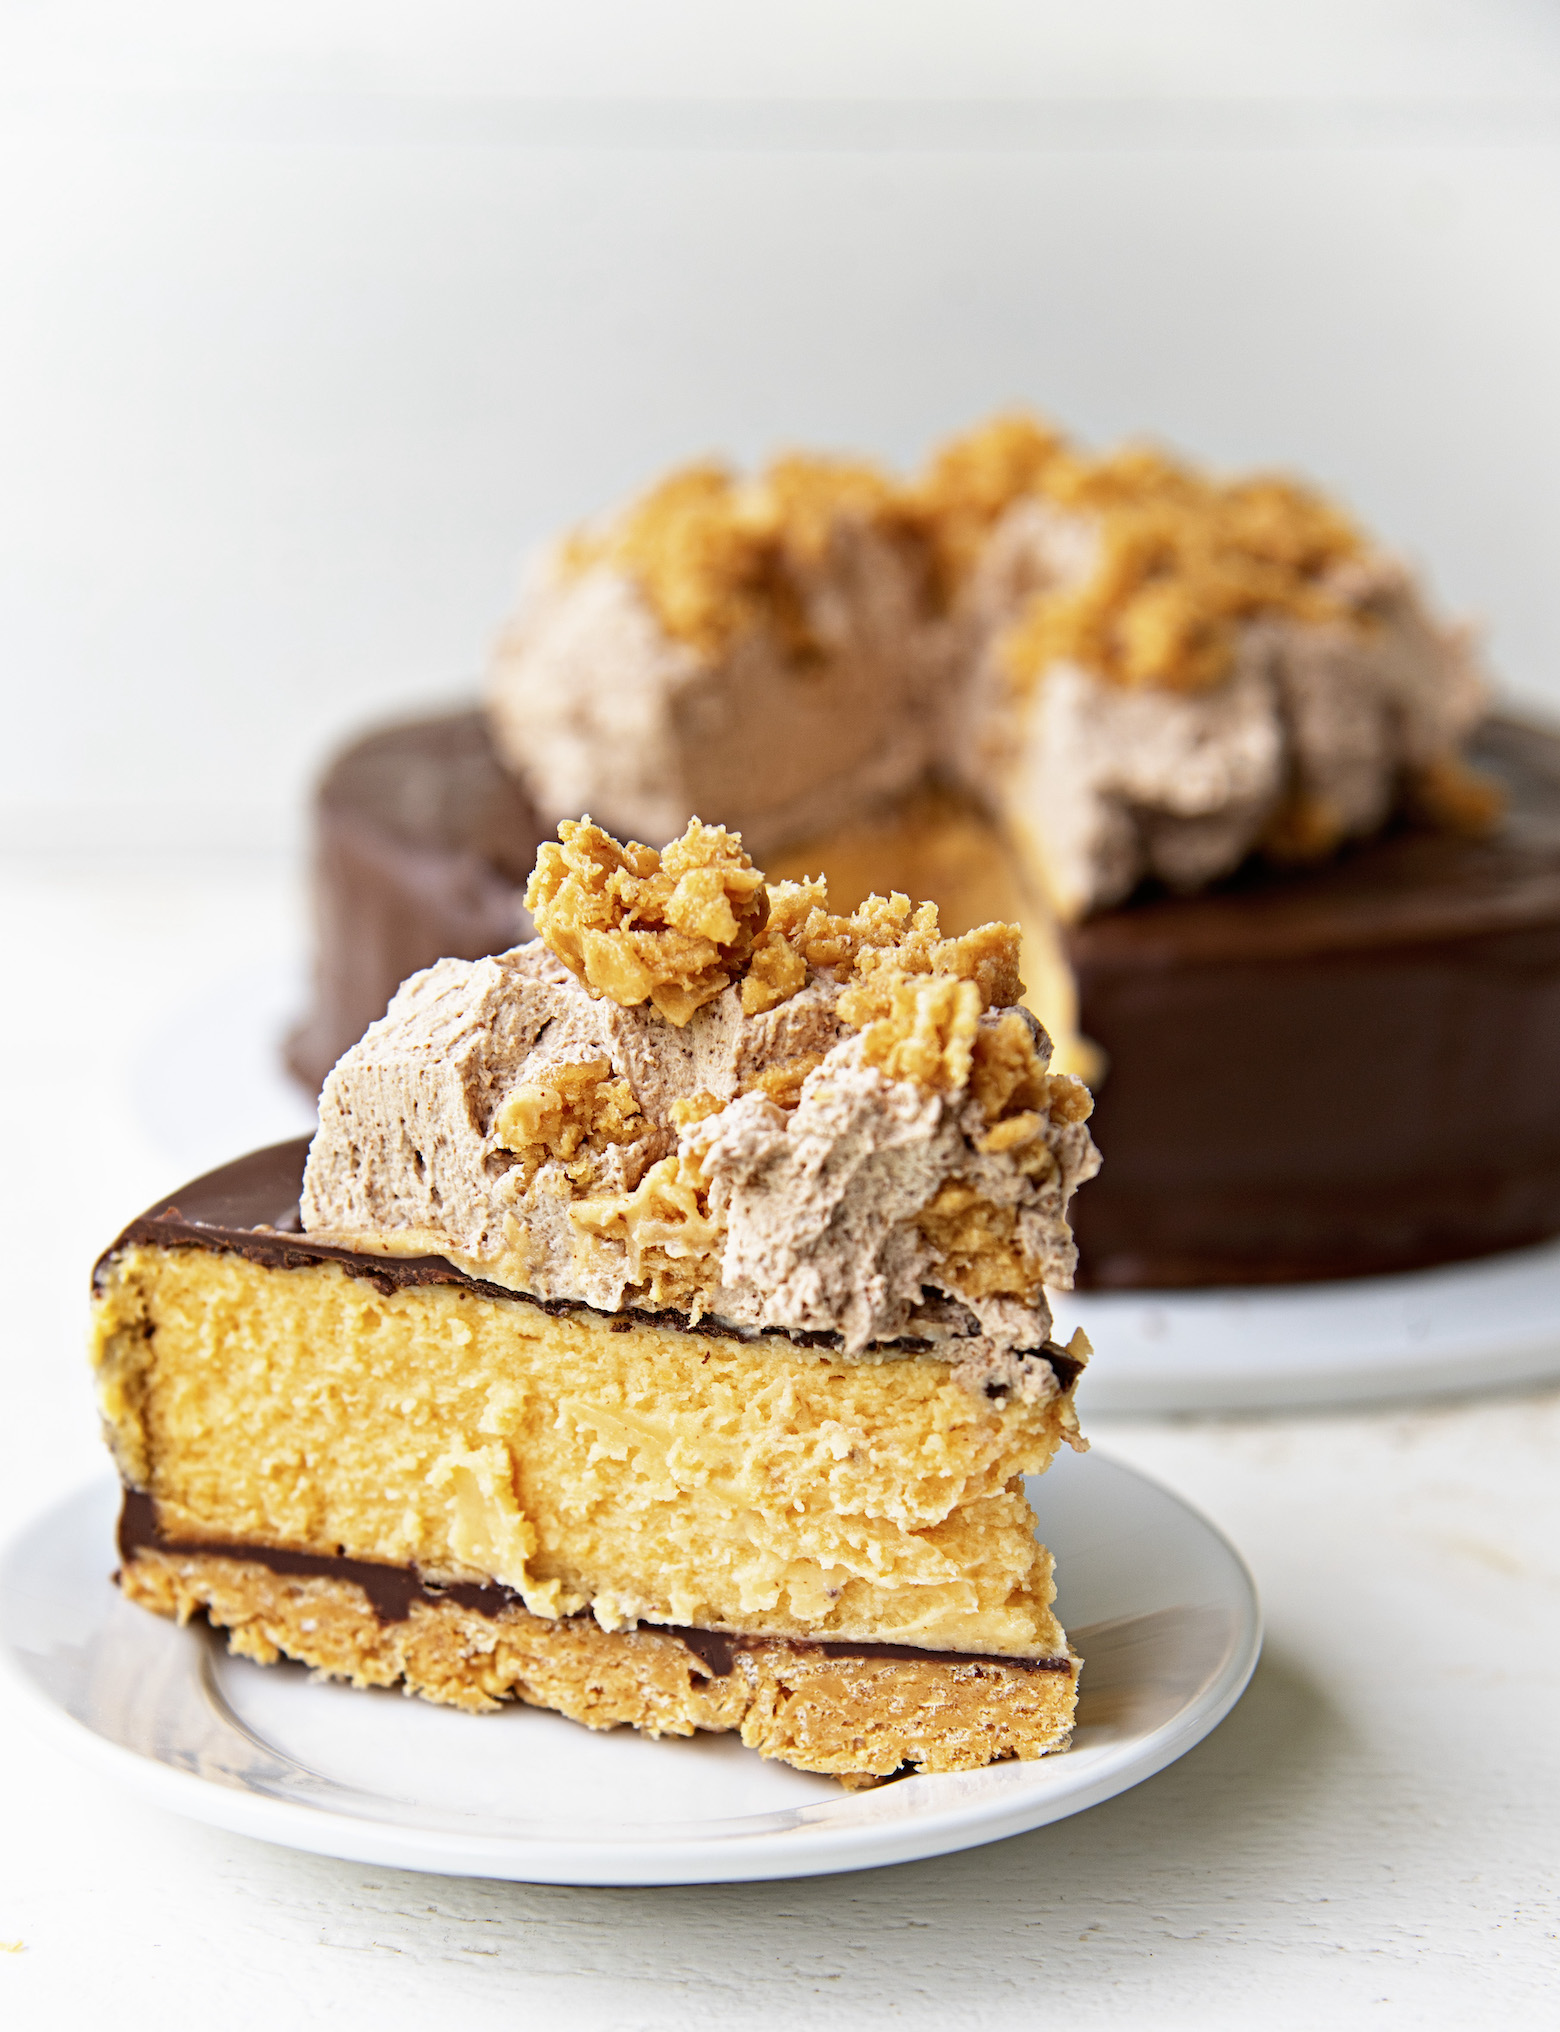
[95,1138,1086,1392]
[116,1488,1072,1676]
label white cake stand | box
[1051,1236,1560,1416]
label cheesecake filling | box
[94,1240,1078,1658]
[116,1488,1072,1671]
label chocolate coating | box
[285,710,545,1092]
[1068,717,1560,1285]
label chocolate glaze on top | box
[117,1491,1073,1674]
[95,1139,1086,1386]
[1068,716,1560,1285]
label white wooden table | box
[2,856,1557,2030]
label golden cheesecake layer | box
[94,1242,1079,1658]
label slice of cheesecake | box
[94,818,1100,1782]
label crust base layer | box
[121,1546,1079,1783]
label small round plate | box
[0,1452,1258,1885]
[1052,1236,1560,1417]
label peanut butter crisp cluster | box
[485,412,1497,924]
[302,817,1100,1400]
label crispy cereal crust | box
[121,1547,1079,1782]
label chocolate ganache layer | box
[1069,715,1560,1285]
[115,1489,1071,1674]
[96,1140,1087,1386]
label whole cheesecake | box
[287,410,1559,1289]
[288,707,1560,1286]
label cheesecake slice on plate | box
[95,817,1099,1784]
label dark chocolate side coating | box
[285,710,546,1093]
[1068,717,1560,1285]
[117,1480,1071,1674]
[96,1139,1084,1383]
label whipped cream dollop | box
[301,820,1100,1398]
[486,461,952,860]
[958,492,1491,916]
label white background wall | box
[4,1,1560,853]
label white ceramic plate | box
[0,1451,1257,1885]
[1052,1236,1560,1417]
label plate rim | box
[0,1460,1262,1885]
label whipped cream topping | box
[302,824,1100,1398]
[485,419,1493,921]
[960,500,1491,916]
[487,521,951,861]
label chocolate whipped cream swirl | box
[302,819,1100,1399]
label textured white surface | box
[2,854,1558,2026]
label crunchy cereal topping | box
[491,1059,649,1188]
[570,418,1364,696]
[527,818,768,1026]
[1258,787,1352,865]
[530,818,1032,1087]
[968,1010,1050,1127]
[570,1145,723,1316]
[1403,752,1507,837]
[917,1183,1044,1302]
[749,881,1023,1018]
[851,915,1026,1013]
[968,1016,1092,1160]
[909,411,1066,600]
[835,916,1027,1091]
[739,1052,827,1111]
[565,453,908,660]
[743,882,927,1015]
[916,413,1364,694]
[840,973,983,1093]
[907,1006,1094,1310]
